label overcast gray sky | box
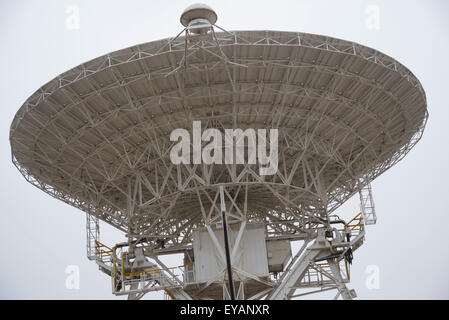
[1,0,448,299]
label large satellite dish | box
[10,3,427,300]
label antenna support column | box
[220,186,235,300]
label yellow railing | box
[93,241,196,294]
[124,268,162,278]
[164,290,175,300]
[122,262,194,279]
[345,259,351,281]
[340,212,365,280]
[95,240,113,263]
[109,244,194,294]
[343,212,364,236]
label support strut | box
[220,186,235,300]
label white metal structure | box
[359,183,376,225]
[9,4,427,300]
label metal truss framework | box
[10,5,427,300]
[86,181,368,300]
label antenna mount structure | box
[9,4,427,300]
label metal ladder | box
[86,213,99,260]
[359,183,377,225]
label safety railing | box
[111,246,194,295]
[95,240,113,263]
[299,261,350,287]
[164,291,175,300]
[299,262,331,287]
[342,212,364,238]
[121,262,193,280]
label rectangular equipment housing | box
[266,239,292,272]
[190,224,269,283]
